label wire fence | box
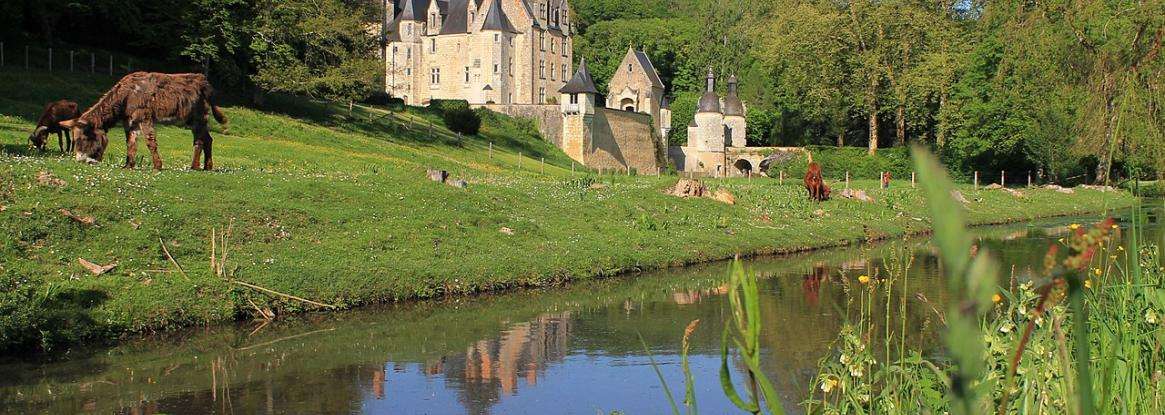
[0,42,183,76]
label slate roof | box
[559,58,599,94]
[480,0,518,33]
[697,69,721,113]
[723,74,744,116]
[632,50,665,89]
[438,0,470,34]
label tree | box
[249,0,380,110]
[179,0,251,78]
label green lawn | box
[0,69,1138,354]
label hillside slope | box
[0,69,1136,354]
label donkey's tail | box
[210,101,229,134]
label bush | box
[761,146,913,181]
[428,99,481,136]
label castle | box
[383,0,768,177]
[383,0,573,106]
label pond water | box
[2,202,1161,415]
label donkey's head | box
[27,126,50,151]
[59,119,107,163]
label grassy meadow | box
[0,69,1138,354]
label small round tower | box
[723,74,747,147]
[694,68,724,153]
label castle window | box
[429,13,436,28]
[628,64,632,73]
[494,63,499,74]
[469,12,475,26]
[405,68,411,76]
[540,33,546,51]
[431,68,441,84]
[551,40,556,53]
[561,65,567,80]
[562,39,569,57]
[406,24,412,36]
[430,39,436,53]
[550,63,555,80]
[539,60,545,79]
[509,58,514,74]
[494,34,499,42]
[569,94,578,104]
[464,67,470,83]
[539,87,546,104]
[406,48,412,60]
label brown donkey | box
[60,72,228,171]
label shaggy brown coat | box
[28,100,80,152]
[61,72,228,170]
[804,162,830,201]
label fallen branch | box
[78,258,117,275]
[230,279,337,309]
[159,238,190,281]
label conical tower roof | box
[697,67,721,113]
[559,58,599,94]
[723,74,744,116]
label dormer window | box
[627,64,632,73]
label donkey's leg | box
[200,124,214,171]
[124,125,139,169]
[191,124,206,171]
[64,129,73,152]
[142,123,163,171]
[57,132,64,153]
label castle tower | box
[692,68,724,153]
[723,74,747,147]
[558,58,598,163]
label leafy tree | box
[249,0,380,110]
[179,0,251,78]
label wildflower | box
[992,293,1003,304]
[1093,268,1102,276]
[1118,246,1125,251]
[1112,224,1119,229]
[1085,279,1093,289]
[840,354,851,365]
[1147,310,1159,325]
[858,275,870,284]
[1068,223,1081,230]
[821,378,839,393]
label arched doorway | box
[620,98,636,112]
[733,159,753,175]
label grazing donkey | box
[804,162,830,201]
[28,100,80,152]
[60,72,228,171]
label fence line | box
[0,43,180,77]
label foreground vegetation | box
[0,71,1137,355]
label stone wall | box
[586,108,663,173]
[478,104,564,147]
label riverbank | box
[0,71,1138,355]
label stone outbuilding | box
[605,46,672,141]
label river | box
[2,201,1161,414]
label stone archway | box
[620,97,636,112]
[733,158,753,175]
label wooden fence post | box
[518,152,522,170]
[911,171,916,188]
[1028,171,1032,187]
[974,171,979,190]
[489,142,493,159]
[1001,170,1005,187]
[541,157,545,174]
[845,171,850,190]
[779,170,784,185]
[571,161,575,173]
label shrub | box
[761,146,913,181]
[429,99,481,136]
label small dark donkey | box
[28,100,80,152]
[61,72,228,170]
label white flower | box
[1147,310,1159,325]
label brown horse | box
[804,162,830,201]
[60,72,228,171]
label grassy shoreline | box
[0,70,1138,354]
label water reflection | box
[1,204,1160,415]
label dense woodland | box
[2,0,1162,183]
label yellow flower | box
[821,378,839,393]
[1094,268,1103,276]
[1111,224,1119,229]
[858,275,870,284]
[1085,279,1093,289]
[992,293,1003,304]
[1068,223,1081,230]
[1118,246,1125,251]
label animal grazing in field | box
[28,100,81,152]
[804,162,830,201]
[59,72,228,171]
[881,172,892,189]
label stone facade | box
[383,0,574,106]
[555,59,664,173]
[670,70,754,177]
[605,46,673,141]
